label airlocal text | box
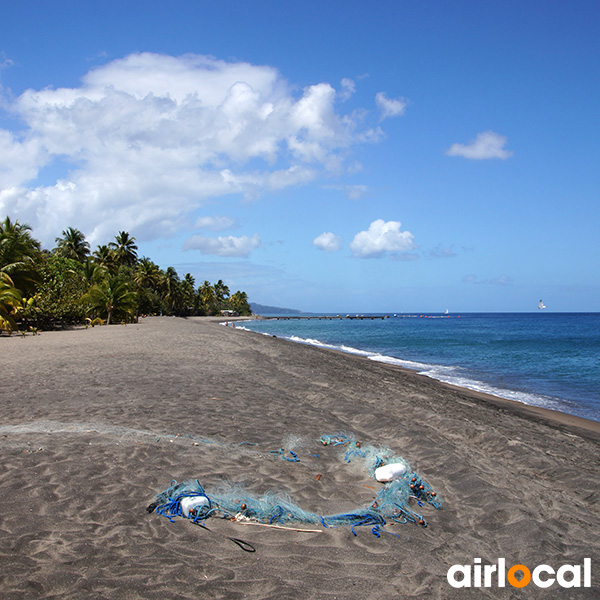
[447,558,591,589]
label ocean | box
[238,312,600,423]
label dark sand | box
[1,316,598,599]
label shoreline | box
[1,316,598,599]
[317,340,600,441]
[238,317,600,434]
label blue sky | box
[1,1,598,312]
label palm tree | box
[93,245,117,273]
[181,273,197,312]
[0,272,22,334]
[213,279,230,310]
[161,266,182,313]
[84,273,137,325]
[109,231,138,267]
[54,227,90,262]
[0,216,41,295]
[134,258,161,291]
[82,258,107,286]
[198,280,217,315]
[230,290,251,315]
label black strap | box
[227,537,256,553]
[193,521,255,552]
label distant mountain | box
[250,303,303,316]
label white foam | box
[243,326,571,415]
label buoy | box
[181,495,210,517]
[375,463,407,482]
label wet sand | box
[1,316,598,598]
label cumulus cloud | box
[446,131,513,160]
[375,92,408,120]
[350,219,416,258]
[183,233,261,257]
[313,232,343,252]
[194,216,236,231]
[0,52,383,246]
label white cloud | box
[375,92,408,120]
[489,274,514,286]
[0,131,45,188]
[350,219,416,258]
[0,52,383,246]
[430,244,456,258]
[463,274,514,285]
[183,233,261,257]
[339,78,356,101]
[325,183,368,200]
[446,131,513,160]
[345,184,368,200]
[194,216,236,231]
[313,232,342,252]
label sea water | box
[239,313,600,422]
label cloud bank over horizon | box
[0,52,394,250]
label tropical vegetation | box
[0,216,252,334]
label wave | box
[261,331,573,416]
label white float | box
[374,463,407,482]
[181,495,210,517]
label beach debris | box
[149,434,442,538]
[180,494,210,518]
[269,448,300,462]
[374,463,407,482]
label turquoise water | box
[239,313,600,422]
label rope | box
[269,448,300,462]
[149,434,442,539]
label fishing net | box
[150,433,442,537]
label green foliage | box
[0,216,42,296]
[24,256,89,328]
[198,280,217,315]
[93,244,117,273]
[1,216,253,328]
[54,227,90,262]
[230,290,252,316]
[84,272,137,325]
[109,231,138,267]
[0,272,22,334]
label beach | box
[1,316,598,599]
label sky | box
[1,0,598,313]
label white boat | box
[538,300,546,310]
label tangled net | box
[150,433,442,537]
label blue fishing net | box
[151,433,442,536]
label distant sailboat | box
[444,309,449,314]
[538,300,546,310]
